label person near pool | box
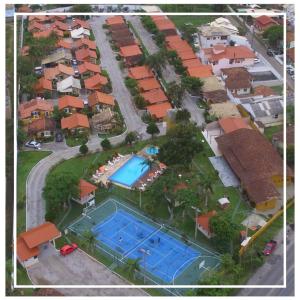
[119,236,123,243]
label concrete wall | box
[252,79,283,87]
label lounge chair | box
[108,161,114,166]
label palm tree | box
[124,258,141,280]
[140,158,155,171]
[197,173,215,207]
[145,51,166,75]
[83,230,97,253]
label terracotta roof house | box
[109,23,129,32]
[53,20,69,32]
[196,210,217,238]
[57,76,81,94]
[17,222,61,268]
[33,28,64,39]
[88,91,115,112]
[218,117,251,134]
[209,102,241,119]
[17,5,32,12]
[138,77,161,92]
[78,61,101,78]
[71,27,90,39]
[106,16,125,27]
[287,47,294,64]
[272,125,294,150]
[74,38,97,50]
[153,18,177,36]
[61,113,90,132]
[72,179,97,205]
[28,21,45,33]
[71,18,91,30]
[41,49,72,66]
[18,99,54,122]
[113,36,136,48]
[28,16,49,23]
[56,39,73,50]
[151,15,167,22]
[58,95,84,114]
[286,31,294,48]
[254,15,279,31]
[187,65,213,79]
[201,45,256,75]
[119,45,143,67]
[34,77,53,95]
[221,67,253,97]
[128,65,153,80]
[27,118,56,139]
[75,48,97,63]
[147,102,172,120]
[111,28,132,39]
[141,88,168,105]
[182,58,203,68]
[51,15,67,22]
[216,128,293,211]
[84,73,108,91]
[177,50,197,61]
[44,63,74,81]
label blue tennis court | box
[92,209,200,283]
[108,155,149,188]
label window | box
[31,111,39,117]
[244,88,248,92]
[221,36,227,40]
[229,59,234,64]
[45,111,49,117]
[274,114,278,119]
[213,37,216,40]
[64,108,70,114]
[44,130,51,137]
[207,37,210,40]
[96,104,100,112]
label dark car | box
[55,132,64,142]
[263,240,277,256]
[266,49,274,57]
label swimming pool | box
[108,155,149,188]
[145,146,159,156]
[92,209,200,283]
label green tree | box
[287,144,294,167]
[287,104,294,124]
[140,158,155,171]
[83,230,97,253]
[17,127,27,149]
[176,189,199,219]
[146,122,160,138]
[101,138,112,150]
[182,76,204,95]
[70,4,93,12]
[124,258,141,280]
[145,51,166,75]
[167,81,185,107]
[197,173,215,207]
[124,131,138,145]
[43,171,79,213]
[158,122,203,166]
[175,109,191,123]
[134,94,146,109]
[263,25,283,47]
[181,23,197,45]
[79,143,89,155]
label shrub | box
[79,143,89,155]
[45,210,56,222]
[134,95,146,109]
[101,138,112,150]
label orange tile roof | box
[147,102,172,119]
[154,18,176,31]
[28,15,49,23]
[61,113,90,130]
[88,91,115,107]
[28,21,45,32]
[138,77,161,91]
[58,95,84,110]
[196,210,216,234]
[128,65,153,80]
[19,99,54,119]
[165,35,182,43]
[75,48,97,61]
[255,15,278,26]
[27,118,56,134]
[17,237,39,262]
[20,45,30,56]
[106,16,125,26]
[44,67,60,80]
[287,47,294,62]
[58,63,75,76]
[203,45,256,62]
[177,50,197,61]
[219,117,250,134]
[72,18,91,29]
[119,45,142,57]
[57,39,72,49]
[34,77,53,91]
[167,40,192,52]
[78,61,101,74]
[187,65,213,78]
[182,58,202,68]
[286,31,294,43]
[53,20,69,31]
[141,88,168,104]
[17,5,33,12]
[151,15,167,21]
[75,38,97,50]
[33,28,64,39]
[79,179,97,198]
[84,74,108,90]
[19,222,61,249]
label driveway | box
[27,245,148,296]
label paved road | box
[238,228,294,296]
[126,16,180,84]
[28,245,148,296]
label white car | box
[254,58,260,64]
[25,140,41,150]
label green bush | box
[79,143,89,155]
[134,95,146,109]
[45,210,56,222]
[101,138,112,150]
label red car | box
[60,243,78,256]
[263,240,277,256]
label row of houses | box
[106,16,172,121]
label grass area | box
[263,125,283,141]
[17,151,52,233]
[65,135,88,147]
[271,85,283,95]
[169,15,216,30]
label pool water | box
[108,155,149,188]
[145,146,159,155]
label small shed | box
[73,179,97,205]
[218,197,230,210]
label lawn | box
[65,135,88,147]
[169,15,216,30]
[271,85,283,95]
[17,151,52,233]
[264,125,283,141]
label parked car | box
[254,58,260,64]
[34,66,43,76]
[55,131,64,142]
[266,48,274,57]
[263,240,277,256]
[25,140,41,150]
[71,59,78,66]
[60,243,78,256]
